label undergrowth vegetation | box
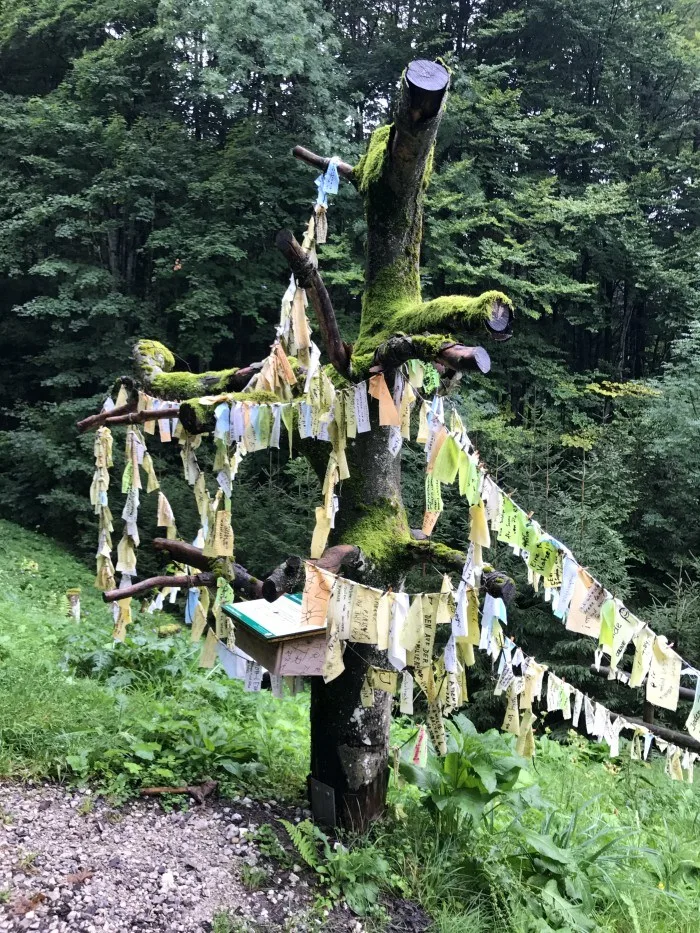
[2,519,700,931]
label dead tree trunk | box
[307,61,452,829]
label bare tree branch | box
[292,146,356,184]
[275,230,352,377]
[77,401,137,433]
[103,572,217,603]
[103,406,180,428]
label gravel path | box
[0,782,328,933]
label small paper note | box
[646,636,682,711]
[354,382,371,433]
[349,585,380,644]
[368,373,401,426]
[400,671,414,714]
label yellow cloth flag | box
[369,668,398,693]
[157,492,175,529]
[516,709,537,758]
[566,569,603,638]
[376,592,392,650]
[349,586,380,644]
[191,600,208,642]
[301,563,333,628]
[431,433,460,484]
[630,627,655,688]
[310,507,332,559]
[400,594,424,652]
[501,685,520,736]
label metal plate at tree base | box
[309,777,336,827]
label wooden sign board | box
[222,594,327,676]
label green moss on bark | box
[355,257,421,354]
[354,124,391,193]
[353,290,513,360]
[340,499,411,570]
[151,367,246,400]
[134,339,175,375]
[394,290,513,334]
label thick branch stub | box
[482,569,517,605]
[261,556,303,602]
[370,334,491,375]
[313,544,365,576]
[486,300,514,340]
[275,230,351,377]
[292,146,355,184]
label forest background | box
[1,0,700,731]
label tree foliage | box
[1,0,700,718]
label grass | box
[2,518,700,931]
[0,519,310,799]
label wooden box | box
[222,594,327,676]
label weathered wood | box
[104,406,180,428]
[275,229,351,376]
[140,779,217,805]
[77,401,136,433]
[438,344,491,374]
[310,642,392,831]
[292,146,355,183]
[102,572,217,603]
[151,538,264,599]
[485,299,514,340]
[313,544,364,576]
[261,556,303,602]
[624,717,700,753]
[482,569,517,605]
[370,335,490,374]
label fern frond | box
[278,818,320,869]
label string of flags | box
[299,559,697,782]
[406,385,700,744]
[87,156,700,785]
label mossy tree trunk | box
[308,62,452,830]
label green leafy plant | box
[399,714,537,832]
[279,818,390,916]
[251,824,294,868]
[502,807,634,931]
[240,863,268,891]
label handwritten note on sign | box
[279,636,326,676]
[349,586,380,644]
